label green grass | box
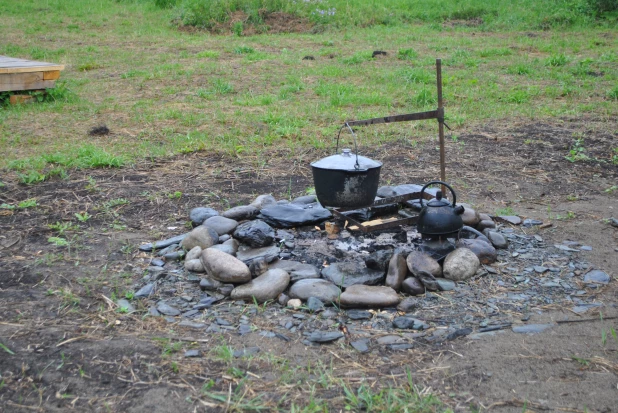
[0,0,617,177]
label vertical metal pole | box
[436,59,446,191]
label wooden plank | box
[43,70,61,80]
[0,72,55,92]
[0,55,64,74]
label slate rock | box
[307,297,325,312]
[339,285,400,308]
[401,277,425,295]
[385,253,407,291]
[307,331,343,343]
[443,248,480,281]
[485,231,508,249]
[250,194,277,210]
[181,226,219,250]
[230,269,290,303]
[364,249,394,272]
[583,270,611,288]
[150,258,165,267]
[222,205,259,221]
[199,276,222,291]
[247,257,269,278]
[203,216,238,236]
[200,248,251,283]
[184,350,201,358]
[497,215,521,225]
[322,262,385,288]
[157,302,181,316]
[346,310,372,320]
[456,238,497,265]
[512,324,554,334]
[139,234,188,252]
[436,278,456,291]
[416,271,440,291]
[406,251,442,278]
[269,260,320,282]
[116,299,136,313]
[350,339,370,353]
[523,219,543,227]
[258,204,332,228]
[233,347,261,358]
[397,297,421,313]
[236,245,280,264]
[185,246,203,261]
[289,279,341,303]
[233,220,275,248]
[178,321,207,329]
[393,317,429,330]
[190,207,219,225]
[135,283,155,298]
[446,328,473,340]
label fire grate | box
[329,191,434,233]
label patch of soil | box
[1,118,617,412]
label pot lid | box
[311,149,382,171]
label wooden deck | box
[0,55,65,92]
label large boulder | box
[442,248,479,281]
[181,226,219,250]
[339,285,400,308]
[200,248,251,283]
[230,269,290,303]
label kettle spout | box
[454,205,465,215]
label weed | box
[608,85,618,100]
[18,199,38,208]
[397,48,418,60]
[105,198,130,208]
[212,344,234,363]
[234,45,255,54]
[167,191,182,200]
[0,342,15,355]
[415,88,437,106]
[17,170,46,185]
[545,54,569,67]
[496,206,515,216]
[48,221,78,236]
[565,138,589,162]
[75,211,91,222]
[48,237,70,247]
[604,185,617,193]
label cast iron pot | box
[311,124,382,208]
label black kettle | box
[417,181,465,238]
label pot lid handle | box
[336,123,360,170]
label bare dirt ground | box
[1,117,617,412]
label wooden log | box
[0,72,56,92]
[43,70,61,80]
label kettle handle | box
[419,181,457,207]
[336,123,361,170]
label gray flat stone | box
[157,303,181,316]
[307,331,343,343]
[512,323,555,334]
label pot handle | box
[336,123,361,170]
[419,180,457,207]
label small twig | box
[56,335,87,347]
[556,316,616,324]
